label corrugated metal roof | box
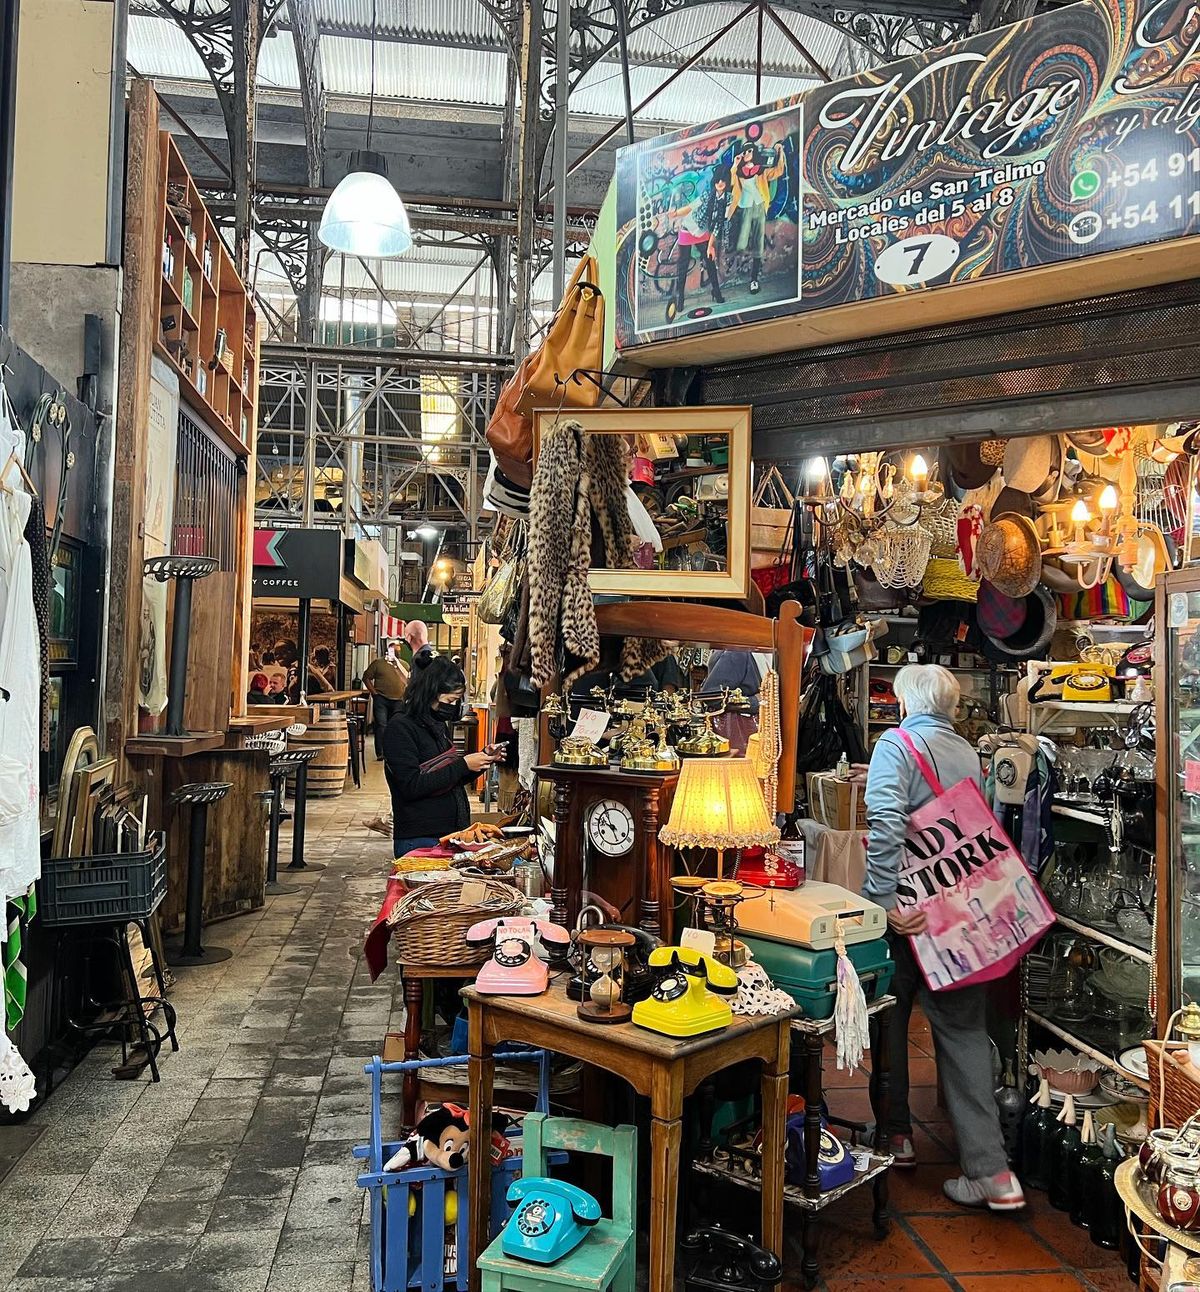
[298,0,505,45]
[317,35,507,104]
[570,62,819,122]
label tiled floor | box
[0,763,1132,1291]
[807,1014,1130,1291]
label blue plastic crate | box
[356,1050,562,1292]
[38,834,167,927]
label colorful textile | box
[4,885,35,1030]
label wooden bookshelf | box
[154,132,257,456]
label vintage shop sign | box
[613,0,1200,349]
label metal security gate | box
[688,280,1200,462]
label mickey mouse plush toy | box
[385,1103,514,1174]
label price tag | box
[570,708,610,744]
[680,926,716,957]
[1185,761,1200,795]
[460,881,488,906]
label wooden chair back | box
[521,1113,637,1229]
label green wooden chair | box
[477,1113,637,1292]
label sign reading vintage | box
[613,0,1200,348]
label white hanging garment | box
[0,1027,36,1113]
[0,481,40,903]
[138,574,169,714]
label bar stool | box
[346,711,366,789]
[285,751,324,874]
[264,749,316,894]
[166,781,233,967]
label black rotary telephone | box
[679,1225,783,1291]
[567,924,660,1004]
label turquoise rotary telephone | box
[501,1177,602,1264]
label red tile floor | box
[785,1010,1131,1291]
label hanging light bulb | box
[908,453,928,486]
[1071,499,1092,545]
[1098,485,1118,513]
[318,0,413,259]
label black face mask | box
[433,700,462,722]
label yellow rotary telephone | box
[631,946,739,1038]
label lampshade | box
[659,758,780,851]
[318,150,413,258]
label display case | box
[1020,656,1158,1090]
[1156,567,1200,1016]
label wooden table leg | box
[401,974,424,1126]
[801,1030,823,1290]
[760,1021,790,1260]
[649,1100,683,1292]
[871,1009,892,1238]
[467,1001,495,1292]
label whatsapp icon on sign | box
[1071,170,1101,202]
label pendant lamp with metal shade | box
[318,0,412,258]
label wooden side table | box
[465,982,798,1292]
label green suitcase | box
[742,934,894,1021]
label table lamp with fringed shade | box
[658,757,780,877]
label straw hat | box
[1116,526,1173,598]
[976,512,1042,598]
[1003,435,1060,493]
[947,442,998,490]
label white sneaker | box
[943,1170,1026,1211]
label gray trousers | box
[371,694,403,758]
[877,930,1009,1179]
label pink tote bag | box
[892,730,1054,992]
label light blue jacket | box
[863,713,983,911]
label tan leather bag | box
[514,255,604,417]
[486,256,604,487]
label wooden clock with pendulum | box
[535,763,680,938]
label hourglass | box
[575,928,637,1024]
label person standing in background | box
[402,618,436,670]
[363,640,409,760]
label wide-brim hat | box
[1067,428,1109,453]
[947,442,998,490]
[1029,439,1065,503]
[992,486,1035,519]
[977,579,1028,639]
[1116,526,1173,599]
[1004,436,1060,494]
[1039,557,1082,595]
[976,512,1043,598]
[1074,449,1122,482]
[982,584,1058,660]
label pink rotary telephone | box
[465,917,571,995]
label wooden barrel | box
[288,709,349,798]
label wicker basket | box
[386,877,523,967]
[1145,1040,1200,1128]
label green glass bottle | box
[1018,1076,1054,1191]
[1090,1123,1125,1249]
[1048,1093,1081,1212]
[1069,1109,1104,1228]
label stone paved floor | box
[0,761,1131,1292]
[0,761,399,1292]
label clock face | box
[586,798,635,857]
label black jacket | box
[382,710,472,841]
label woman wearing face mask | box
[382,654,501,857]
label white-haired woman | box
[863,663,1024,1212]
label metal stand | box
[265,751,315,892]
[166,781,234,966]
[285,760,324,872]
[143,555,219,737]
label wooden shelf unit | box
[154,132,257,454]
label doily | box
[732,960,795,1017]
[0,1034,36,1113]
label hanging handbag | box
[486,351,539,489]
[514,255,604,417]
[751,466,795,569]
[478,523,527,626]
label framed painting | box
[532,406,752,599]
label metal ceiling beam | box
[286,0,326,337]
[261,341,510,372]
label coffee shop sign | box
[819,0,1200,176]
